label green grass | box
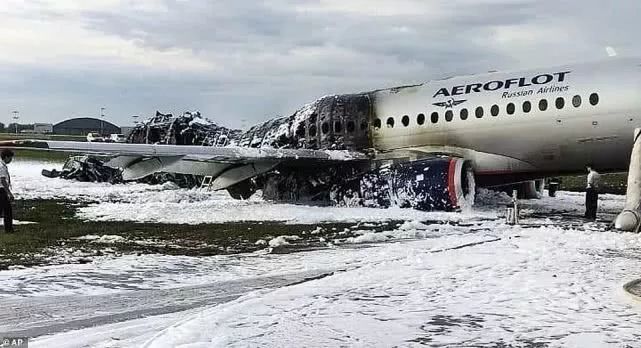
[0,133,86,142]
[558,172,628,194]
[0,199,364,269]
[14,149,78,163]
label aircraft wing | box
[0,140,369,190]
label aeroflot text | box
[433,71,571,98]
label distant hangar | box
[53,118,121,135]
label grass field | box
[0,199,382,269]
[0,133,86,142]
[14,149,78,162]
[556,172,628,194]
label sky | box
[0,0,640,129]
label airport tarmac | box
[1,160,641,347]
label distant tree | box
[0,122,5,132]
[7,123,18,133]
[6,123,32,133]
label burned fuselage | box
[89,86,473,211]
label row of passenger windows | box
[373,93,600,129]
[301,119,368,137]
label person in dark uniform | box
[0,149,15,233]
[584,164,600,220]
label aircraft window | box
[431,112,439,124]
[309,113,317,124]
[460,108,468,120]
[572,95,582,107]
[334,121,342,133]
[590,93,599,106]
[539,99,548,111]
[475,106,484,118]
[347,121,355,133]
[523,101,532,113]
[507,103,515,115]
[402,115,410,127]
[556,97,565,109]
[445,110,453,122]
[491,105,499,117]
[417,113,425,125]
[387,117,395,128]
[322,122,330,134]
[295,124,306,137]
[309,125,317,137]
[373,118,381,129]
[360,121,368,130]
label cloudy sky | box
[0,0,639,129]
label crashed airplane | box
[3,58,641,211]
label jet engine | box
[237,157,475,212]
[381,157,475,211]
[348,157,475,211]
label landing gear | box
[548,178,561,197]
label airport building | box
[53,117,121,136]
[33,123,53,134]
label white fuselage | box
[369,58,641,177]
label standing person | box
[585,164,600,220]
[0,149,14,233]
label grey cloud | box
[3,0,641,128]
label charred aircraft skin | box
[236,93,373,151]
[122,92,473,210]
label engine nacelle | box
[247,157,475,212]
[382,157,475,211]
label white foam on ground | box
[5,159,641,347]
[138,226,641,347]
